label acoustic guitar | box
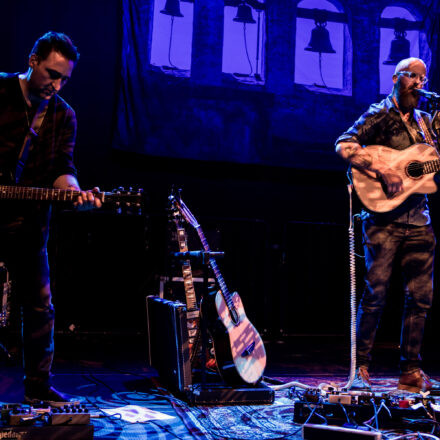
[169,194,266,385]
[351,143,440,213]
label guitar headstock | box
[104,187,144,214]
[168,191,200,228]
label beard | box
[398,86,420,110]
[394,73,423,110]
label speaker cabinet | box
[146,295,192,392]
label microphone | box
[417,89,440,100]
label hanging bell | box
[233,3,256,24]
[160,0,183,17]
[305,23,336,53]
[383,33,410,65]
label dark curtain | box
[427,7,440,92]
[112,0,274,166]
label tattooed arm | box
[336,142,373,169]
[336,141,403,196]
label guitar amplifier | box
[146,295,192,392]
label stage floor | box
[1,334,440,439]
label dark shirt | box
[0,73,77,186]
[336,95,436,226]
[0,73,78,239]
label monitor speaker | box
[146,295,192,392]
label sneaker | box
[398,369,440,394]
[24,381,79,407]
[348,367,372,391]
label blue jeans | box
[0,205,54,383]
[357,221,435,373]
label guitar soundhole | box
[406,161,424,179]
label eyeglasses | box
[397,71,428,85]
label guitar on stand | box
[169,194,266,386]
[169,205,203,364]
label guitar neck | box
[0,185,143,211]
[175,224,200,356]
[422,159,440,175]
[195,226,233,306]
[176,227,198,311]
[0,185,83,202]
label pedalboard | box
[0,403,93,439]
[293,389,440,433]
[1,403,90,426]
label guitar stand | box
[151,243,271,404]
[183,251,274,406]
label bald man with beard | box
[336,58,440,393]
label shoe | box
[348,367,372,391]
[24,381,79,407]
[398,369,440,394]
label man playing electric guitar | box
[336,57,440,393]
[0,31,101,405]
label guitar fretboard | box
[0,185,143,210]
[195,226,236,315]
[177,228,198,312]
[422,159,440,174]
[0,185,82,202]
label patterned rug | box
[170,375,440,440]
[2,373,438,439]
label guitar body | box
[201,288,266,385]
[352,143,440,213]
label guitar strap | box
[414,110,436,148]
[15,99,49,183]
[392,96,436,148]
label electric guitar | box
[351,143,440,213]
[169,207,201,362]
[0,184,143,211]
[169,194,266,385]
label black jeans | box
[0,204,54,383]
[357,221,435,373]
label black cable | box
[84,395,123,421]
[339,402,352,425]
